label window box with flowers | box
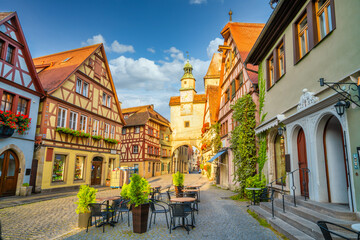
[103,138,119,144]
[201,122,210,134]
[0,111,31,138]
[55,127,90,138]
[91,135,102,141]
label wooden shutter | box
[46,148,54,162]
[306,2,316,51]
[266,59,270,91]
[94,58,102,79]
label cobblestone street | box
[0,174,280,240]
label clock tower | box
[180,60,196,105]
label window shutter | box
[273,48,279,82]
[94,58,102,78]
[330,0,336,31]
[46,148,54,162]
[266,60,270,91]
[306,2,316,51]
[292,23,299,64]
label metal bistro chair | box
[317,221,360,240]
[169,203,191,235]
[184,191,199,215]
[112,199,131,227]
[148,198,170,229]
[87,203,115,233]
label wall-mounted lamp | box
[278,126,286,136]
[334,100,350,116]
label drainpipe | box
[343,130,354,212]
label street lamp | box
[334,100,350,116]
[278,126,286,136]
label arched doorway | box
[297,128,309,197]
[91,157,103,185]
[0,150,19,197]
[323,116,348,204]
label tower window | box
[184,121,190,128]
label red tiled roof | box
[204,53,221,79]
[122,105,169,127]
[207,86,220,124]
[221,22,265,62]
[33,44,101,92]
[194,94,206,103]
[169,96,180,106]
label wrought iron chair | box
[113,199,131,227]
[184,191,199,215]
[169,203,191,234]
[317,221,360,240]
[148,198,170,229]
[87,203,114,233]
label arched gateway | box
[169,61,205,173]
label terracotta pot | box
[106,180,110,186]
[174,186,183,197]
[78,212,91,228]
[132,203,150,233]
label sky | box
[2,0,273,120]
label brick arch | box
[0,144,26,196]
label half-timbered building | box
[121,105,171,179]
[0,12,45,197]
[217,20,264,189]
[33,44,125,191]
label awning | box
[207,149,227,163]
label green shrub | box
[244,174,266,199]
[75,185,97,214]
[128,174,150,207]
[120,183,130,199]
[172,171,184,187]
[22,183,29,187]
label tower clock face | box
[180,91,193,102]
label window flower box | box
[91,135,102,141]
[103,138,119,144]
[0,110,31,137]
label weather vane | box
[229,9,232,22]
[186,51,189,61]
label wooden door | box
[30,159,38,193]
[297,128,309,197]
[152,162,155,177]
[0,150,19,197]
[91,160,102,185]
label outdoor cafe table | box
[170,197,196,231]
[185,185,201,201]
[96,196,121,226]
[245,188,262,206]
[351,223,360,232]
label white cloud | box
[190,0,207,4]
[206,37,223,58]
[111,40,135,53]
[82,34,135,54]
[147,48,155,53]
[165,47,185,61]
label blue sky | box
[3,0,273,120]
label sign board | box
[110,149,117,154]
[285,154,291,172]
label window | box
[1,92,13,112]
[104,123,110,138]
[316,0,333,40]
[122,128,126,135]
[225,88,230,102]
[52,154,66,182]
[5,45,14,64]
[102,93,111,107]
[148,128,153,135]
[184,121,190,128]
[110,125,115,138]
[107,95,111,107]
[135,126,140,134]
[231,80,236,99]
[0,40,4,59]
[148,162,151,172]
[69,111,78,130]
[274,134,286,185]
[161,133,164,140]
[74,156,85,180]
[79,115,87,132]
[57,107,67,128]
[297,15,309,58]
[236,71,243,90]
[17,97,28,115]
[133,145,139,153]
[278,42,285,77]
[92,119,99,135]
[76,78,89,97]
[268,55,275,89]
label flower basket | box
[0,110,31,135]
[103,138,119,144]
[92,135,102,141]
[0,125,15,138]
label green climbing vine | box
[210,122,222,153]
[230,94,257,195]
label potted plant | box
[172,171,184,197]
[128,174,150,233]
[75,185,97,228]
[20,183,32,196]
[105,178,111,187]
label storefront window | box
[74,156,85,180]
[52,154,66,182]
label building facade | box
[160,124,172,175]
[33,44,125,191]
[169,61,206,172]
[0,12,44,196]
[120,105,171,178]
[246,0,360,212]
[217,21,264,189]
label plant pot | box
[132,203,150,234]
[20,186,32,196]
[0,126,15,138]
[174,186,183,197]
[106,180,110,187]
[78,212,91,228]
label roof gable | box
[123,105,169,127]
[0,12,44,95]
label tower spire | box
[229,9,233,22]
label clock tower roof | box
[181,60,195,80]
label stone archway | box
[0,144,26,196]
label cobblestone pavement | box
[0,173,280,240]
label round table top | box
[245,188,262,191]
[351,223,360,231]
[96,196,121,202]
[170,197,196,202]
[183,189,200,192]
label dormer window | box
[62,57,72,62]
[6,45,15,64]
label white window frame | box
[76,79,82,94]
[102,93,107,106]
[57,107,67,128]
[122,128,126,135]
[69,111,78,130]
[80,115,88,133]
[82,82,89,97]
[110,125,115,139]
[133,145,139,153]
[93,119,99,135]
[107,95,111,107]
[135,126,140,134]
[104,123,110,138]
